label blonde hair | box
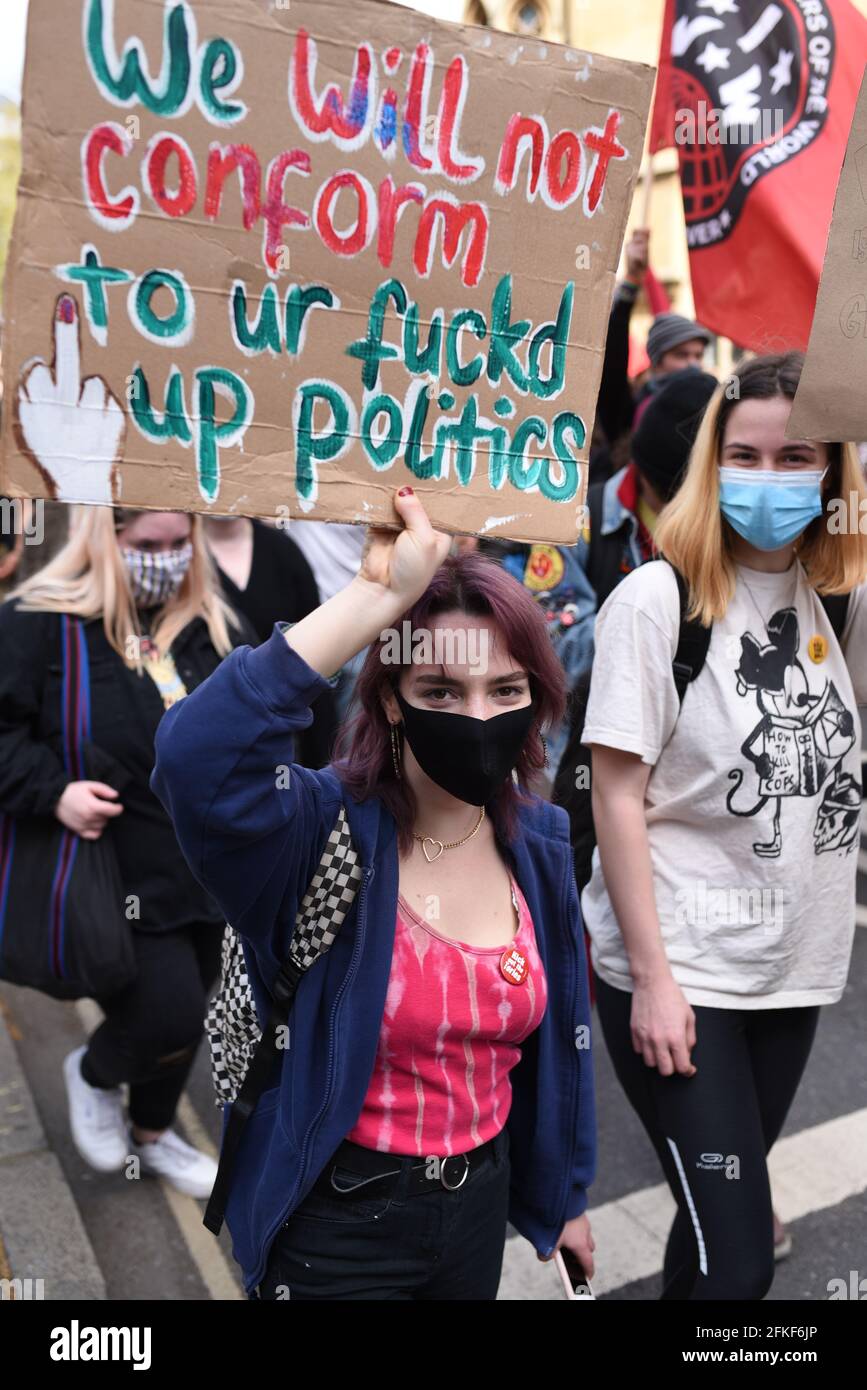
[9,506,240,663]
[654,351,867,625]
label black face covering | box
[394,689,538,806]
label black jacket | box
[590,285,659,489]
[0,603,249,933]
[214,521,338,768]
[595,286,637,451]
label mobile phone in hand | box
[554,1247,595,1300]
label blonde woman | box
[582,351,867,1300]
[0,506,247,1195]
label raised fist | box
[624,227,650,285]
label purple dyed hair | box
[333,552,567,855]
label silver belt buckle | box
[440,1153,470,1191]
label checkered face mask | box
[122,542,193,609]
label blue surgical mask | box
[718,467,827,551]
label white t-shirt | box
[289,521,365,604]
[581,559,867,1009]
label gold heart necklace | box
[412,806,485,862]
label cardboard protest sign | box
[1,0,653,541]
[788,69,867,443]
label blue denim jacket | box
[575,465,646,581]
[498,543,597,772]
[151,628,597,1295]
[499,542,597,684]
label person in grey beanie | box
[645,313,712,378]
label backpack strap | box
[60,615,90,779]
[818,591,850,643]
[670,567,712,706]
[669,580,850,703]
[585,478,634,604]
[203,805,363,1237]
[815,591,862,795]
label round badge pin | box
[500,946,529,986]
[808,634,828,664]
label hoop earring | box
[390,722,402,780]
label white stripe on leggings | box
[666,1137,708,1277]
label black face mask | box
[395,690,538,806]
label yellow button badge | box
[807,634,828,664]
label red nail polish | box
[57,295,75,324]
[397,486,414,496]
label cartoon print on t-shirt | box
[725,607,859,858]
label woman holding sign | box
[582,351,867,1300]
[153,487,596,1301]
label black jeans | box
[81,923,222,1131]
[595,976,820,1300]
[258,1128,511,1301]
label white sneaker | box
[128,1128,218,1199]
[63,1045,129,1173]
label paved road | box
[2,921,865,1302]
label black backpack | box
[552,567,852,895]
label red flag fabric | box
[628,334,652,378]
[644,265,672,315]
[650,0,867,350]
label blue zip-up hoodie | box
[151,625,596,1296]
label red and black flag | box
[650,0,867,350]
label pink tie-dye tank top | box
[347,877,547,1155]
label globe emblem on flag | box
[673,69,730,220]
[671,0,835,243]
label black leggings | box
[81,924,222,1131]
[594,976,820,1301]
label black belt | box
[311,1133,501,1201]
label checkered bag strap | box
[203,804,364,1236]
[205,805,361,1107]
[206,927,260,1105]
[288,805,361,970]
